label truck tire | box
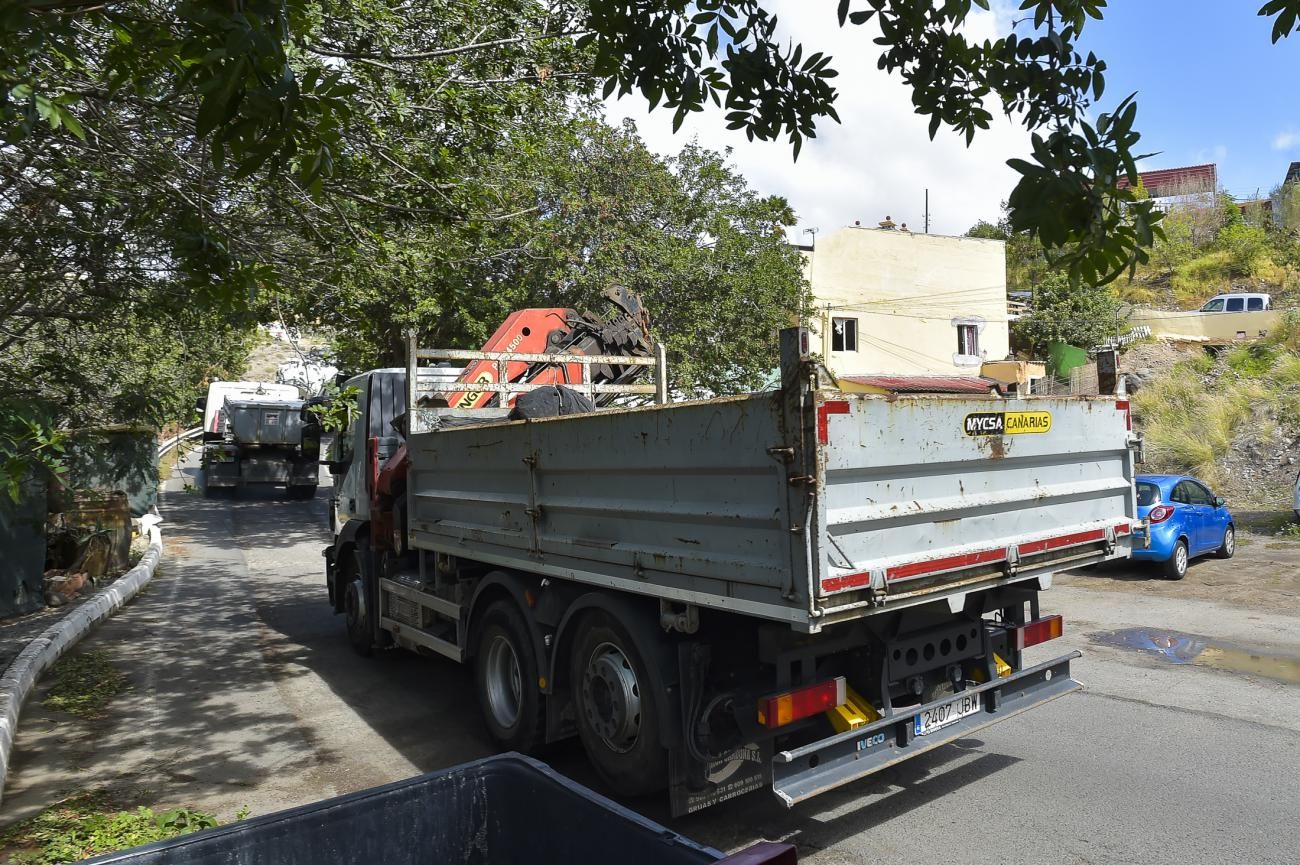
[343,543,374,656]
[1162,539,1189,580]
[569,610,668,798]
[473,600,545,753]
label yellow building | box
[801,226,1010,377]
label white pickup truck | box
[325,329,1139,814]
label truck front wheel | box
[473,601,544,753]
[343,544,374,656]
[569,611,668,798]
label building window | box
[832,317,858,352]
[956,323,980,357]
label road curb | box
[0,517,163,806]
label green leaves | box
[0,405,66,504]
[1012,271,1127,355]
[583,1,840,159]
[1259,0,1300,41]
[580,2,1300,287]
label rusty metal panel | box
[406,393,812,624]
[405,388,1135,631]
[815,395,1136,600]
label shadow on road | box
[16,475,1022,842]
[669,738,1020,854]
[1064,556,1212,583]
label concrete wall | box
[1128,308,1280,344]
[802,227,1010,376]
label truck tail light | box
[1116,399,1131,431]
[1148,504,1174,524]
[1012,615,1063,652]
[757,677,847,729]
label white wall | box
[802,227,1010,376]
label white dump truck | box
[196,381,320,498]
[323,326,1138,815]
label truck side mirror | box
[195,396,207,411]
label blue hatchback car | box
[1132,474,1235,579]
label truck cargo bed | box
[406,379,1136,633]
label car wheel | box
[569,611,668,798]
[1162,539,1189,580]
[1215,525,1235,559]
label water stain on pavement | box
[1088,627,1300,686]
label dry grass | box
[1132,361,1268,488]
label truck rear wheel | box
[473,600,544,753]
[569,611,668,798]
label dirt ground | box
[1059,527,1300,614]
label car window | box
[1201,299,1225,312]
[1170,482,1191,504]
[1185,482,1214,505]
[1225,297,1245,312]
[1136,482,1161,507]
[1247,297,1264,311]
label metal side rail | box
[772,651,1081,806]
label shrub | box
[1217,224,1270,276]
[1224,343,1280,378]
[0,791,220,864]
[1013,271,1127,354]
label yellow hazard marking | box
[826,685,881,733]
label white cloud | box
[1274,130,1299,151]
[603,2,1030,239]
[1190,144,1229,166]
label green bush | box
[1012,272,1126,354]
[1269,354,1300,388]
[1217,224,1270,276]
[1225,343,1280,378]
[1185,351,1215,375]
[0,791,219,864]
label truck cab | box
[326,366,464,542]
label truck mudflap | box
[771,651,1081,806]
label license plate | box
[914,692,982,736]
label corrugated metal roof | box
[1116,164,1217,198]
[839,375,997,394]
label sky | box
[603,1,1300,240]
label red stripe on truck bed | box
[885,547,1007,582]
[821,523,1132,594]
[816,400,850,444]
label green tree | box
[1012,272,1126,354]
[1273,182,1300,232]
[965,205,1050,296]
[305,115,808,395]
[7,1,1300,294]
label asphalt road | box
[4,458,1300,864]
